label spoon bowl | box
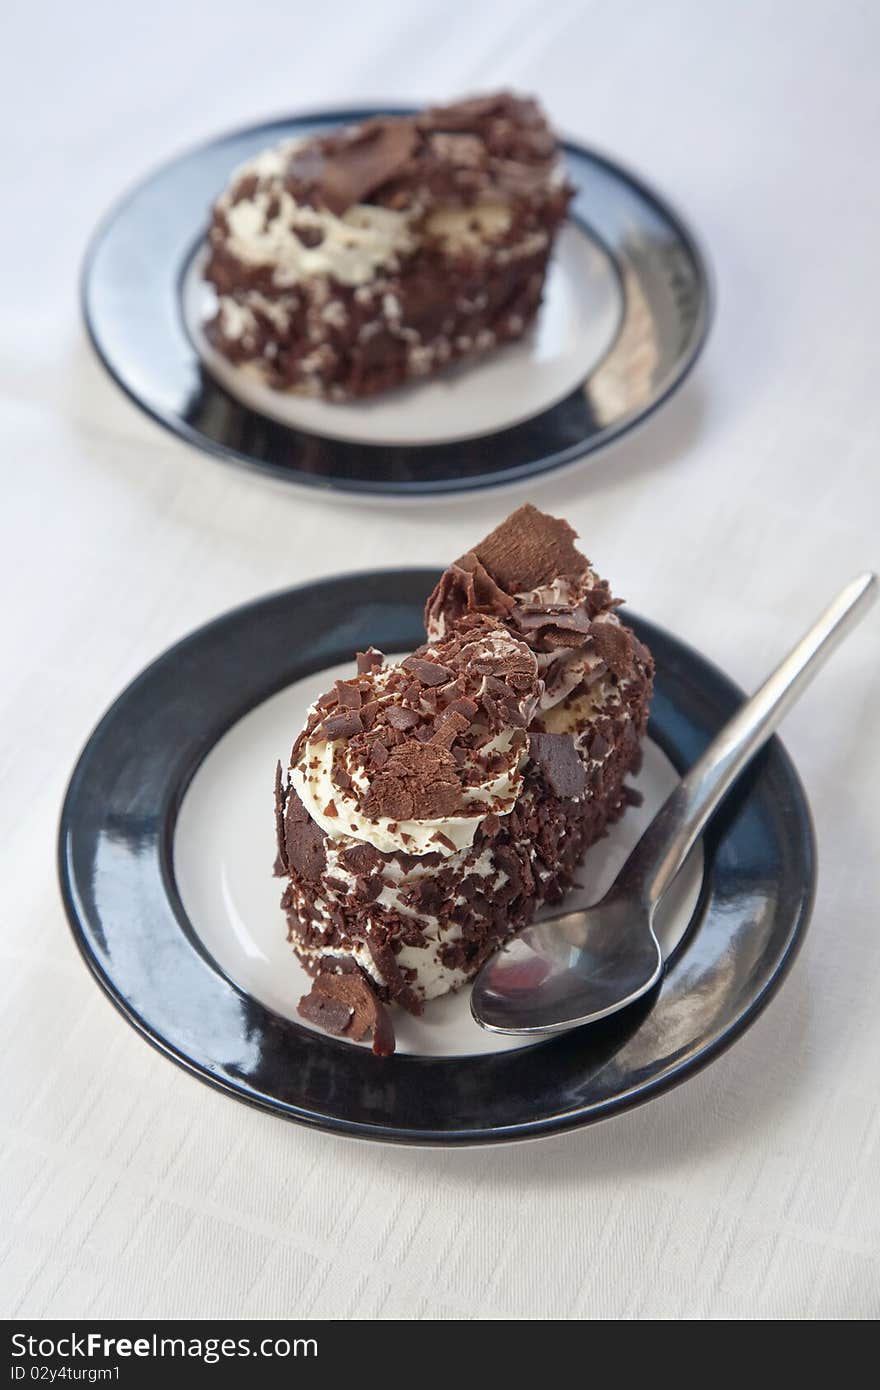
[473,894,662,1034]
[471,571,876,1038]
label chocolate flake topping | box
[273,762,288,875]
[385,705,420,730]
[340,842,383,875]
[298,963,396,1055]
[467,504,586,593]
[319,710,364,740]
[356,647,385,675]
[400,656,453,686]
[423,507,615,653]
[278,93,566,220]
[429,710,471,747]
[364,741,462,821]
[283,787,327,881]
[306,119,418,217]
[589,619,633,679]
[528,732,588,799]
[371,739,390,768]
[297,990,353,1036]
[335,681,362,710]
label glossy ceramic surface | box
[58,572,816,1145]
[82,108,712,496]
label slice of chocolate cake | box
[275,507,653,1055]
[204,93,573,400]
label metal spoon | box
[471,572,877,1036]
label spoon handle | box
[619,571,878,909]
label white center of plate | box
[173,659,703,1058]
[181,222,622,446]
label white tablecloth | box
[3,0,878,1321]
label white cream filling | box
[423,201,512,253]
[222,189,413,288]
[298,935,468,1002]
[290,859,475,1000]
[534,682,621,736]
[291,728,523,857]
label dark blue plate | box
[82,107,711,496]
[58,571,815,1145]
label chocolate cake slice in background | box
[204,93,573,400]
[274,506,653,1054]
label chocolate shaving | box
[356,647,385,675]
[340,843,383,875]
[366,935,422,1017]
[589,620,633,678]
[313,968,391,1045]
[442,696,479,721]
[310,118,418,216]
[361,876,384,902]
[430,831,458,852]
[541,627,590,649]
[363,740,464,820]
[423,553,518,633]
[385,705,420,730]
[467,504,587,593]
[401,656,453,686]
[273,762,288,875]
[297,991,353,1036]
[335,681,362,710]
[366,775,414,820]
[429,710,470,747]
[319,710,364,740]
[283,787,327,881]
[370,739,390,768]
[360,699,382,726]
[513,606,592,651]
[589,733,610,761]
[528,732,588,799]
[298,966,396,1055]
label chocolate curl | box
[310,120,417,216]
[465,504,587,593]
[424,553,516,633]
